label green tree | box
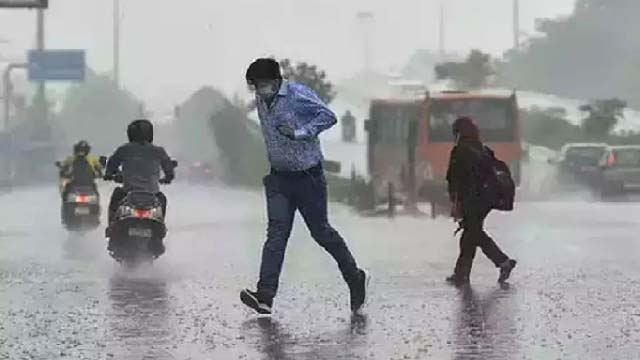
[497,0,640,107]
[520,106,583,150]
[174,86,227,162]
[280,59,336,104]
[435,50,494,89]
[579,98,626,140]
[209,101,267,187]
[401,49,443,84]
[57,70,142,155]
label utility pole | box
[113,0,120,88]
[439,3,445,58]
[356,11,374,73]
[36,8,46,124]
[513,0,520,50]
[3,63,28,130]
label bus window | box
[428,98,516,142]
[370,103,421,145]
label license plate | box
[74,207,90,215]
[128,227,152,238]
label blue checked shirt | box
[256,80,337,171]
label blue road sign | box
[0,0,48,8]
[28,50,85,82]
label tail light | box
[131,207,163,220]
[133,209,153,218]
[117,205,163,220]
[607,153,616,167]
[67,193,98,203]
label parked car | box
[549,143,607,190]
[597,145,640,197]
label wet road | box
[1,184,640,359]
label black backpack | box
[472,146,516,211]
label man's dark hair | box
[246,58,282,84]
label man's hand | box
[159,175,174,185]
[277,125,296,140]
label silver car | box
[598,145,640,196]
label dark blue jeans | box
[257,164,361,299]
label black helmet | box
[73,140,91,155]
[245,58,282,85]
[127,119,154,143]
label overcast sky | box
[0,0,576,112]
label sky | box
[0,0,576,113]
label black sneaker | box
[445,274,470,285]
[350,269,371,314]
[498,259,517,283]
[240,289,273,315]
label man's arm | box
[60,156,73,177]
[105,146,125,177]
[158,147,175,181]
[291,88,337,140]
[89,156,103,178]
[446,146,461,202]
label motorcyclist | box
[59,140,102,200]
[104,119,175,241]
[340,110,356,142]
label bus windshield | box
[428,98,516,142]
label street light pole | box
[513,0,520,50]
[113,0,120,88]
[439,3,445,58]
[356,11,374,73]
[3,63,28,130]
[36,7,46,124]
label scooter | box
[100,156,177,267]
[55,161,101,231]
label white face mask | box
[255,80,279,100]
[257,85,277,98]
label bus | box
[365,91,522,217]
